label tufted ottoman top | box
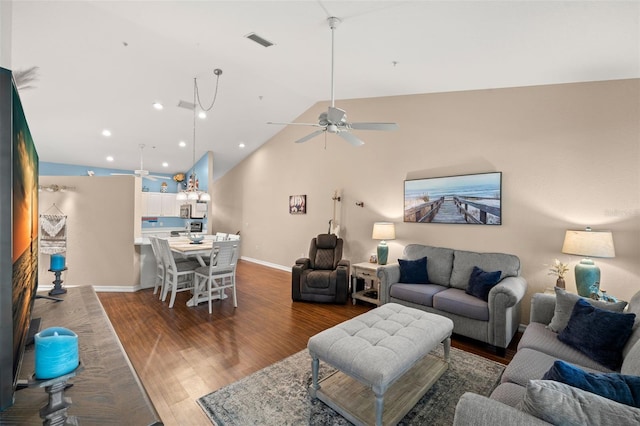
[308,303,453,394]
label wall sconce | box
[355,201,364,207]
[39,185,75,192]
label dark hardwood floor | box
[98,260,520,426]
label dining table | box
[167,237,227,307]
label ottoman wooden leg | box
[375,393,384,426]
[310,357,320,398]
[444,337,451,363]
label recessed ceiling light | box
[162,162,169,167]
[238,143,245,149]
[106,156,114,162]
[198,111,207,119]
[102,129,111,137]
[179,141,186,147]
[153,102,163,110]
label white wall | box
[38,175,140,290]
[211,79,640,324]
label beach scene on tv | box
[404,172,501,225]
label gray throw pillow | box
[547,287,627,333]
[519,380,640,426]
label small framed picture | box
[289,195,307,214]
[369,254,378,263]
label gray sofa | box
[377,244,527,351]
[454,289,640,425]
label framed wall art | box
[289,195,307,214]
[404,172,502,225]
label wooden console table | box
[0,286,162,425]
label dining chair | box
[194,240,239,314]
[227,234,240,241]
[156,237,200,308]
[215,232,228,241]
[148,236,166,297]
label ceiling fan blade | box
[149,175,171,180]
[143,176,158,181]
[349,122,399,131]
[338,131,365,147]
[295,129,325,144]
[267,121,323,127]
[327,107,346,124]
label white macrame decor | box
[40,213,67,255]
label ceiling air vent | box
[245,33,274,48]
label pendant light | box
[176,69,222,202]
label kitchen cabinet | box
[141,192,179,217]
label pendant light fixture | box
[177,68,223,202]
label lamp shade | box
[372,222,396,240]
[561,229,615,258]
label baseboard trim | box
[240,256,290,272]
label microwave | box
[179,204,191,219]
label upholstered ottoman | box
[308,303,454,426]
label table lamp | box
[372,222,395,265]
[561,227,615,297]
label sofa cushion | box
[622,340,640,376]
[450,250,520,290]
[433,288,489,321]
[398,256,429,284]
[558,299,636,370]
[542,360,640,408]
[548,287,628,333]
[402,244,454,287]
[520,380,640,426]
[489,382,527,408]
[466,266,502,301]
[389,283,446,307]
[623,291,640,358]
[502,347,610,387]
[517,323,614,372]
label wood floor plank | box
[98,260,519,426]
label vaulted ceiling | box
[9,1,639,180]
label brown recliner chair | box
[292,234,350,304]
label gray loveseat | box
[454,289,640,425]
[377,244,527,351]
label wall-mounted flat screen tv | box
[404,172,501,225]
[0,67,39,411]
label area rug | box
[197,346,505,425]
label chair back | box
[148,236,163,267]
[156,238,178,270]
[215,232,228,241]
[309,234,343,270]
[206,240,239,274]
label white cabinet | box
[161,193,179,217]
[141,192,178,217]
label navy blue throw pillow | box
[558,299,636,370]
[398,257,429,284]
[466,266,502,301]
[542,360,640,407]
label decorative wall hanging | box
[289,195,306,214]
[404,172,502,225]
[40,204,67,254]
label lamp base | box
[575,258,601,297]
[377,241,389,265]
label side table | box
[351,262,383,306]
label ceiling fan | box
[111,144,170,181]
[268,17,398,146]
